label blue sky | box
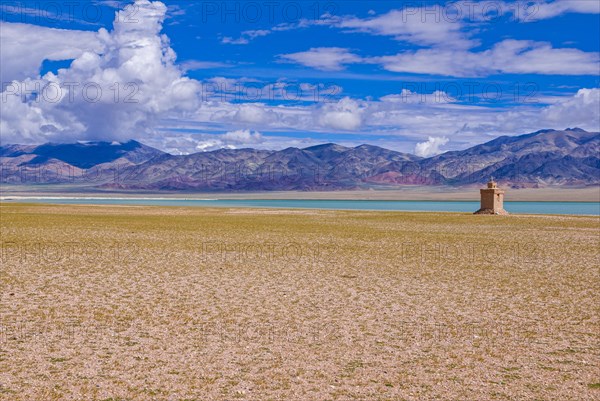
[1,0,599,155]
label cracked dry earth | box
[0,203,598,401]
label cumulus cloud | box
[0,0,200,144]
[414,136,449,157]
[279,47,362,71]
[316,97,364,130]
[0,22,104,83]
[222,129,263,143]
[192,130,264,152]
[540,88,600,131]
[225,104,278,125]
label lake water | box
[3,198,599,215]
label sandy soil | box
[0,204,599,400]
[1,185,599,202]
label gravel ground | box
[1,203,598,401]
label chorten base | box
[474,208,509,215]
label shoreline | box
[1,196,599,204]
[2,200,597,217]
[0,186,598,202]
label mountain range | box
[1,128,598,191]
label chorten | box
[474,178,508,215]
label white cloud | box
[337,7,475,49]
[231,104,278,125]
[487,40,600,75]
[278,40,598,78]
[221,29,271,45]
[518,0,600,21]
[192,129,264,152]
[414,136,449,157]
[316,97,364,130]
[268,4,475,49]
[540,88,600,131]
[141,87,600,154]
[373,40,599,77]
[222,129,263,143]
[142,130,321,154]
[279,47,362,71]
[381,89,456,104]
[0,22,104,83]
[0,0,201,144]
[221,36,249,45]
[180,60,232,70]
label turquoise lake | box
[5,198,599,215]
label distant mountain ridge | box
[0,140,164,169]
[1,129,598,190]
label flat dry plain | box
[0,203,598,401]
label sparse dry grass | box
[0,203,599,400]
